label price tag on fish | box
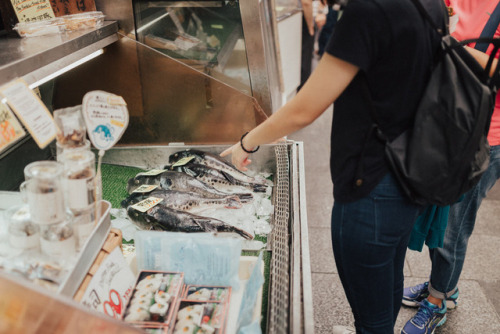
[137,169,167,177]
[131,197,164,212]
[132,185,159,194]
[171,156,195,168]
[82,91,129,151]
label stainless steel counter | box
[0,21,119,87]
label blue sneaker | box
[402,282,429,307]
[402,282,459,309]
[445,289,459,310]
[401,299,447,334]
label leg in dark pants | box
[331,173,421,333]
[298,15,314,91]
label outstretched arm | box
[221,53,359,171]
[464,45,499,77]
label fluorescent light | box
[137,12,171,33]
[28,49,104,89]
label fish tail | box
[252,184,268,193]
[237,193,254,203]
[234,227,254,240]
[225,196,242,209]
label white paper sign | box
[0,102,26,153]
[0,79,56,149]
[80,247,136,319]
[82,91,129,151]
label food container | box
[122,271,184,331]
[56,139,91,161]
[5,205,40,251]
[54,105,87,148]
[21,161,66,225]
[62,11,105,31]
[40,220,76,260]
[182,286,231,304]
[60,150,96,211]
[170,300,229,334]
[60,150,97,249]
[13,18,65,38]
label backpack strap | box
[475,2,500,52]
[408,0,448,36]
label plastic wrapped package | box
[62,11,105,31]
[122,271,184,331]
[13,11,105,37]
[236,252,264,334]
[135,231,241,289]
[13,18,65,37]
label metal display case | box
[96,0,283,115]
[0,4,313,334]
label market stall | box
[0,2,313,333]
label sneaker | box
[403,282,459,309]
[332,325,356,334]
[445,289,459,310]
[401,299,447,334]
[403,282,429,307]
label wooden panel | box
[49,0,96,16]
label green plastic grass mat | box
[101,163,145,208]
[101,163,271,331]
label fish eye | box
[135,180,139,184]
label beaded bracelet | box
[240,132,259,153]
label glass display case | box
[95,0,282,114]
[132,1,252,95]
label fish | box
[171,163,268,193]
[169,149,268,186]
[126,173,163,194]
[126,204,253,240]
[127,171,253,203]
[121,189,242,212]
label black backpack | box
[364,0,500,206]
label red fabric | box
[450,0,500,145]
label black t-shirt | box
[325,0,445,202]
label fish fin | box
[252,184,268,193]
[237,193,254,203]
[220,171,236,184]
[193,218,217,232]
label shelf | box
[0,21,119,88]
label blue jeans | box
[429,145,500,299]
[331,173,422,333]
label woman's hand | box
[220,143,252,171]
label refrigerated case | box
[96,0,283,116]
[0,6,313,334]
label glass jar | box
[53,105,86,148]
[60,150,97,250]
[21,161,66,225]
[56,139,91,162]
[60,150,96,211]
[40,220,76,260]
[5,205,40,251]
